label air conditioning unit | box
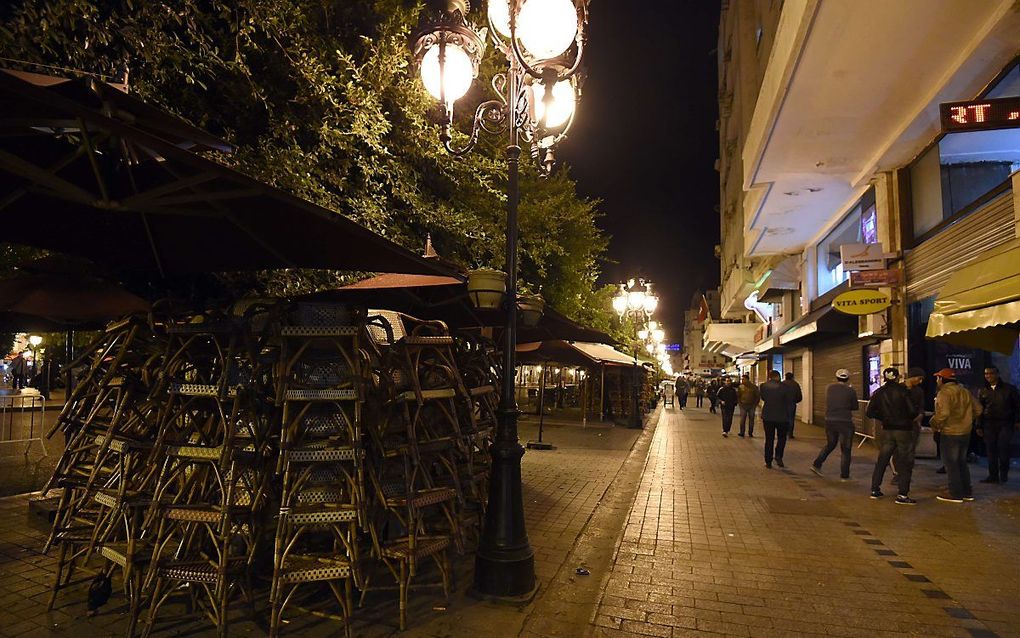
[859,311,889,338]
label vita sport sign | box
[831,289,891,316]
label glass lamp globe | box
[420,43,474,103]
[645,343,654,354]
[653,329,665,343]
[648,321,658,331]
[488,0,511,37]
[627,290,645,311]
[612,294,627,316]
[643,295,658,314]
[637,329,649,340]
[517,0,578,59]
[532,80,575,128]
[29,335,42,347]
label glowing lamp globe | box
[532,80,576,128]
[29,335,42,347]
[643,295,658,314]
[420,43,474,103]
[612,294,628,316]
[627,290,645,311]
[488,0,511,37]
[645,343,654,354]
[637,329,649,340]
[517,0,578,59]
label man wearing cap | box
[811,369,859,480]
[977,366,1020,484]
[866,367,921,504]
[930,368,981,502]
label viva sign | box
[832,289,892,316]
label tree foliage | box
[0,0,613,327]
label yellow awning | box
[925,238,1020,353]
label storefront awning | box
[925,238,1020,354]
[778,304,857,346]
[703,322,758,359]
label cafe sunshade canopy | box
[925,238,1020,354]
[0,70,455,278]
[517,340,636,367]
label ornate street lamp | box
[412,0,588,598]
[613,279,659,428]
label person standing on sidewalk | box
[811,368,859,480]
[718,376,738,437]
[707,380,719,414]
[737,373,760,437]
[10,351,27,391]
[891,368,926,483]
[867,368,920,504]
[977,366,1020,485]
[695,380,706,408]
[783,372,803,439]
[760,369,794,468]
[930,368,981,503]
[676,377,689,410]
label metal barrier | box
[0,393,47,457]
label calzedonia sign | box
[831,289,891,316]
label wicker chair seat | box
[469,385,496,397]
[92,434,152,454]
[280,325,358,338]
[94,489,151,509]
[286,447,359,464]
[384,487,456,509]
[285,388,358,402]
[380,536,450,560]
[402,335,455,346]
[284,504,359,525]
[157,558,247,583]
[277,553,352,584]
[164,504,255,522]
[395,388,457,402]
[99,542,151,568]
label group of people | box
[672,377,730,414]
[692,365,1019,504]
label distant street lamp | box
[412,0,588,598]
[613,279,659,428]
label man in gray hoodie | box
[811,369,859,480]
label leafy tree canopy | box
[0,0,614,330]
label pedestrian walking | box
[930,368,981,503]
[718,377,738,437]
[811,369,859,479]
[867,367,920,504]
[10,351,27,391]
[737,374,760,437]
[783,371,803,439]
[695,381,705,408]
[677,377,689,410]
[707,380,719,414]
[759,369,794,468]
[977,366,1020,484]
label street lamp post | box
[613,280,660,428]
[411,0,588,597]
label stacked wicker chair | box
[359,311,462,631]
[269,303,365,638]
[141,309,276,638]
[44,314,166,625]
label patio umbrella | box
[0,70,455,279]
[0,274,150,327]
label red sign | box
[850,269,901,288]
[940,96,1020,132]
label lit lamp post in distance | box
[612,279,659,428]
[411,0,588,598]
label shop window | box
[911,60,1020,240]
[815,188,876,296]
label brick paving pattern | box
[590,405,1020,638]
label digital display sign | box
[940,96,1020,132]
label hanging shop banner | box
[832,289,892,316]
[850,268,902,288]
[839,243,890,271]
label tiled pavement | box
[0,416,645,637]
[588,405,1020,638]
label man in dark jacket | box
[759,369,794,468]
[867,367,921,504]
[717,377,738,437]
[977,366,1020,484]
[812,368,859,479]
[783,372,803,439]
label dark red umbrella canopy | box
[0,273,149,327]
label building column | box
[875,172,907,371]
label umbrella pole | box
[64,330,73,401]
[527,364,552,450]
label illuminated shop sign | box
[940,96,1020,132]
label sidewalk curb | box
[516,405,664,638]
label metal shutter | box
[811,338,865,430]
[905,190,1015,303]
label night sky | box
[558,1,721,345]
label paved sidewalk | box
[0,416,649,637]
[588,405,1020,638]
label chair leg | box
[46,541,69,610]
[399,560,408,632]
